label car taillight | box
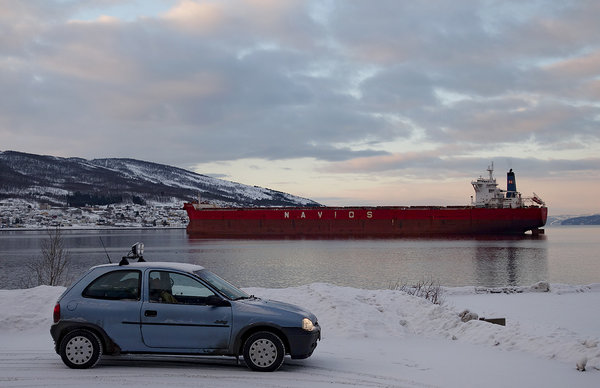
[53,303,60,323]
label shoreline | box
[0,226,187,232]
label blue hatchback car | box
[50,249,320,372]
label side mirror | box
[206,295,231,307]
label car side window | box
[83,270,141,300]
[149,271,215,305]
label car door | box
[79,269,145,351]
[140,270,232,350]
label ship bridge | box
[471,163,523,208]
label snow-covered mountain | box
[0,150,319,207]
[560,214,600,225]
[546,214,600,226]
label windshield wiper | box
[234,295,258,301]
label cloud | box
[545,50,600,78]
[324,153,600,183]
[0,0,598,185]
[162,0,227,34]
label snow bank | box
[1,282,599,387]
[246,283,600,371]
[0,285,65,331]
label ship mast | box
[487,162,494,181]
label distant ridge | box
[0,150,319,208]
[561,214,600,225]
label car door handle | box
[144,310,157,317]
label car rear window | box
[83,270,141,300]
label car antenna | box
[99,237,112,263]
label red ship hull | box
[184,204,548,238]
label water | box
[1,227,599,289]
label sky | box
[1,0,599,215]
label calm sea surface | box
[1,226,599,290]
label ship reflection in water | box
[472,235,548,287]
[186,234,549,289]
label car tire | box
[242,331,285,372]
[59,329,103,369]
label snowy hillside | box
[0,151,319,207]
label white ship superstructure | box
[471,163,544,208]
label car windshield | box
[194,269,250,300]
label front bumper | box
[282,325,321,359]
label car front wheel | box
[59,329,103,369]
[242,331,285,372]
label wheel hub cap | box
[248,338,277,368]
[65,336,94,365]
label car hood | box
[234,297,317,323]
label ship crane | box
[531,192,546,206]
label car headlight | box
[302,318,315,331]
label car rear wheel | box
[243,331,285,372]
[59,329,103,369]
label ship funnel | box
[506,169,517,198]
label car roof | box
[92,261,205,273]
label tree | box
[27,227,72,286]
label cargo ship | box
[184,164,547,237]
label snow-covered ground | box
[1,283,598,387]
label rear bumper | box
[282,326,321,359]
[50,323,60,353]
